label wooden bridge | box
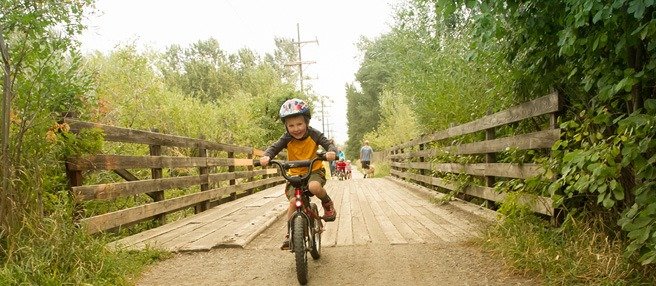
[63,93,559,252]
[107,170,496,252]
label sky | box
[78,0,401,145]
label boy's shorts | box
[361,161,371,169]
[285,168,326,200]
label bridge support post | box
[196,140,209,213]
[484,122,496,188]
[65,162,84,222]
[149,133,166,224]
[228,152,237,201]
[483,110,497,209]
[246,152,254,195]
[419,143,427,188]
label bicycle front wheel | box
[292,215,308,285]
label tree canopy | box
[347,0,656,266]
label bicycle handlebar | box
[253,152,328,183]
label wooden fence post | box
[149,129,166,224]
[65,162,84,222]
[196,138,209,213]
[228,151,236,201]
[390,148,397,179]
[419,143,426,187]
[246,152,254,195]
[485,109,496,188]
[62,112,84,222]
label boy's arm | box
[310,127,337,153]
[262,134,289,158]
[310,127,337,161]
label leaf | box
[639,250,656,265]
[593,9,604,24]
[645,99,656,112]
[627,216,654,231]
[603,195,616,208]
[628,0,646,18]
[613,186,625,200]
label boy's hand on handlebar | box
[259,156,270,166]
[325,151,336,161]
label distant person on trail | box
[259,98,338,250]
[360,140,374,178]
[329,139,337,178]
[346,160,352,179]
[337,146,346,161]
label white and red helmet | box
[279,98,311,121]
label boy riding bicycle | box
[258,98,337,249]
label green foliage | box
[424,0,656,266]
[482,210,656,285]
[50,126,104,158]
[363,90,421,150]
[348,0,516,158]
[1,0,95,236]
[85,45,288,148]
[616,109,656,265]
[0,205,169,285]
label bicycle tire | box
[293,215,308,285]
[309,203,322,260]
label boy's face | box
[285,115,308,139]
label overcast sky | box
[78,0,400,145]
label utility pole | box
[318,95,333,135]
[286,23,318,94]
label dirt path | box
[136,216,539,285]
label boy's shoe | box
[322,201,336,222]
[281,234,290,250]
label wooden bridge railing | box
[388,92,560,216]
[63,118,282,234]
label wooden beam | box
[391,162,544,179]
[79,177,285,234]
[390,170,553,216]
[67,155,263,171]
[389,129,559,159]
[72,169,277,202]
[391,92,559,151]
[64,118,256,154]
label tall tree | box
[433,0,656,265]
[0,0,94,237]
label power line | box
[286,23,318,94]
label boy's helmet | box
[279,98,311,121]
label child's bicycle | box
[254,153,327,285]
[335,168,347,180]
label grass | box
[479,211,656,285]
[0,211,170,285]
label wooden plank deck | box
[108,172,499,252]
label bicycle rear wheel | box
[292,215,308,285]
[309,203,322,260]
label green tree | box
[430,0,656,265]
[1,0,94,237]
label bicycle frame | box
[254,153,328,284]
[253,153,326,251]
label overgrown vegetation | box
[1,0,308,284]
[0,203,169,285]
[484,203,653,285]
[347,0,656,283]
